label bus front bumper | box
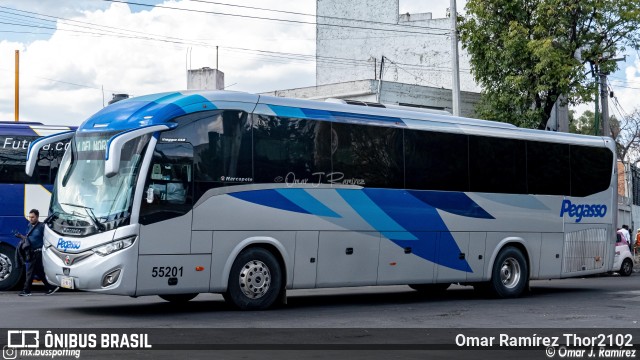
[42,243,139,296]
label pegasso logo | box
[57,238,81,250]
[559,200,607,223]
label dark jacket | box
[15,222,44,265]
[26,222,45,249]
[16,235,32,265]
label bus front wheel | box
[0,245,24,291]
[225,247,282,310]
[489,246,528,298]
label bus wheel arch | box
[487,243,530,298]
[224,243,287,310]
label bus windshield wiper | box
[60,203,105,231]
[42,211,60,225]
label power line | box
[0,6,366,68]
[0,67,125,94]
[609,76,640,85]
[607,81,631,121]
[184,0,450,33]
[609,82,640,90]
[0,6,215,49]
[0,12,456,72]
[0,5,461,71]
[101,0,450,36]
[383,57,442,88]
[0,4,466,93]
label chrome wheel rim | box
[0,252,12,282]
[500,257,521,289]
[238,260,271,299]
[623,260,632,274]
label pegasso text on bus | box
[560,200,607,223]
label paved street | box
[1,274,639,360]
[1,273,638,328]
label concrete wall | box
[187,67,224,90]
[316,0,480,92]
[262,79,480,118]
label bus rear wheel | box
[0,245,23,291]
[225,247,282,310]
[489,246,528,298]
[159,293,198,303]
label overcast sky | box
[0,0,637,126]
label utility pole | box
[449,0,461,116]
[598,55,625,138]
[15,50,19,122]
[593,64,600,136]
[600,72,609,137]
[376,56,385,103]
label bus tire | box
[409,283,450,293]
[620,258,633,277]
[225,247,282,310]
[159,293,198,303]
[489,246,528,298]
[0,245,23,291]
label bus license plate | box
[60,276,75,289]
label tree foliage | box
[459,0,640,129]
[570,109,640,162]
[612,109,640,163]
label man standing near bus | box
[16,209,59,296]
[621,225,632,253]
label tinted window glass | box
[0,135,67,184]
[253,115,331,185]
[331,123,403,188]
[469,136,526,194]
[404,130,468,191]
[527,141,570,195]
[570,145,613,197]
[166,111,253,201]
[140,143,194,225]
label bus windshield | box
[50,132,151,233]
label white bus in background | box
[27,91,617,310]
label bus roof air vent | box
[324,98,387,108]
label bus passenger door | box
[136,142,213,295]
[138,142,194,255]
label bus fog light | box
[93,236,136,256]
[102,269,121,287]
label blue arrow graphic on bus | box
[339,189,473,273]
[230,188,494,272]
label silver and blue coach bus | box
[26,91,617,309]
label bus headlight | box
[93,236,136,256]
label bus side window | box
[139,143,194,225]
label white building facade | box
[264,0,482,117]
[316,0,480,93]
